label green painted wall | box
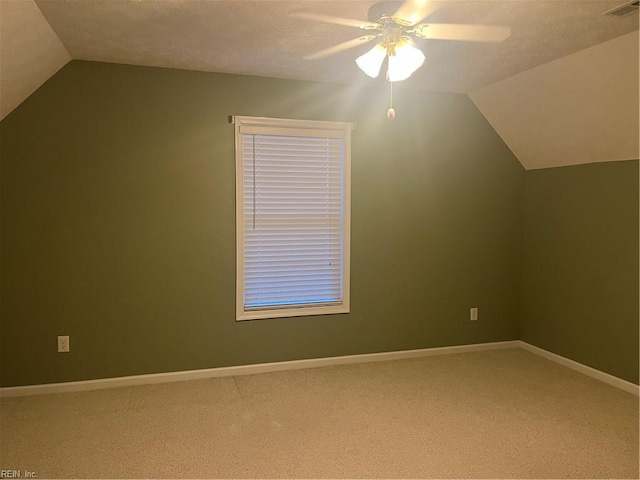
[0,61,524,387]
[521,161,639,384]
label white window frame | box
[234,116,352,321]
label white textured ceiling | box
[32,0,638,93]
[0,0,639,169]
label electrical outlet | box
[470,308,478,321]
[58,335,70,353]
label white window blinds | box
[235,116,351,321]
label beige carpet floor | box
[0,348,638,479]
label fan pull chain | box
[387,81,395,120]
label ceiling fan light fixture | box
[387,42,425,82]
[355,44,387,78]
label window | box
[234,116,352,321]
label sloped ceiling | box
[470,30,639,170]
[0,0,70,119]
[0,0,638,170]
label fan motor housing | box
[367,1,405,23]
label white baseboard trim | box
[519,341,639,396]
[3,340,637,398]
[0,340,519,398]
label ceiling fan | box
[290,0,512,83]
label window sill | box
[236,303,349,321]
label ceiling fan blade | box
[413,23,512,42]
[304,36,377,60]
[289,10,379,30]
[393,0,438,26]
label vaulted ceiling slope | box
[0,0,638,170]
[0,0,70,120]
[470,30,639,170]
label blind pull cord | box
[252,135,257,230]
